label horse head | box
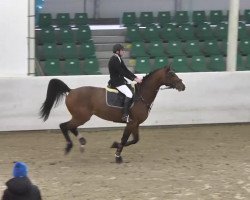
[163,66,186,91]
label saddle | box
[106,84,136,108]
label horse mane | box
[142,68,162,82]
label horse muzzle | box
[176,83,186,91]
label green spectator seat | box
[56,13,71,28]
[195,23,215,41]
[38,13,52,28]
[64,59,82,75]
[74,13,88,27]
[57,27,74,44]
[36,46,42,60]
[213,22,228,41]
[83,58,101,75]
[239,39,250,55]
[238,22,250,40]
[192,11,207,26]
[244,9,250,24]
[225,10,230,22]
[153,57,168,69]
[173,11,189,25]
[135,57,152,73]
[36,27,56,45]
[220,40,228,56]
[177,23,196,41]
[202,40,223,56]
[43,59,62,76]
[130,42,147,58]
[157,11,171,27]
[209,10,224,25]
[142,26,161,42]
[139,12,154,27]
[159,24,178,42]
[172,56,190,72]
[147,41,166,58]
[79,41,96,59]
[41,43,59,60]
[75,25,92,44]
[236,55,244,71]
[122,12,137,27]
[60,43,78,60]
[208,55,226,71]
[166,41,184,57]
[125,26,143,43]
[190,56,209,72]
[183,40,202,57]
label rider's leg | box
[116,85,133,123]
[122,97,133,122]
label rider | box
[108,44,142,123]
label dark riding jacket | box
[2,177,42,200]
[108,54,136,87]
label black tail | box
[40,79,71,121]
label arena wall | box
[0,72,250,132]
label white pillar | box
[28,0,35,75]
[226,0,240,71]
[0,0,28,76]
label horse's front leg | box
[124,125,139,147]
[111,124,139,148]
[113,126,132,163]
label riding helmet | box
[113,44,124,53]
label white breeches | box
[116,85,133,98]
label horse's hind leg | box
[59,121,73,154]
[60,116,90,154]
[70,128,87,152]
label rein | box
[160,86,173,90]
[134,68,176,111]
[135,83,174,112]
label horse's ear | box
[165,65,171,73]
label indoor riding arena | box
[1,124,250,199]
[1,0,250,200]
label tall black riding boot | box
[121,97,132,123]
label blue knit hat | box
[13,162,28,177]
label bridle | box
[135,75,181,111]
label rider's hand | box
[134,77,142,83]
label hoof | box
[79,137,86,146]
[111,141,119,148]
[79,145,85,153]
[115,156,123,164]
[64,143,73,155]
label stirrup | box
[121,115,132,123]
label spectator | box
[1,162,42,200]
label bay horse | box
[40,66,185,163]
